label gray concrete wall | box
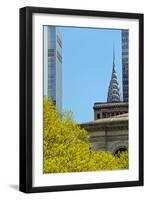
[89,129,128,154]
[80,115,128,154]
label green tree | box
[44,97,91,173]
[115,150,128,169]
[43,97,128,173]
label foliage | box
[115,150,128,169]
[43,97,128,173]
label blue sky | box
[59,27,122,123]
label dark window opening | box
[97,113,100,119]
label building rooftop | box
[80,113,128,126]
[93,101,128,108]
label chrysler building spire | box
[107,45,121,102]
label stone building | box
[93,102,128,120]
[79,45,129,154]
[80,114,128,154]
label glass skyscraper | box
[121,30,129,102]
[43,26,62,112]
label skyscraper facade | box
[121,30,129,102]
[43,26,62,112]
